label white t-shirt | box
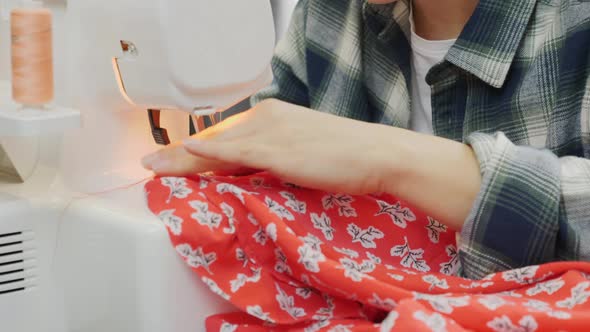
[409,17,456,135]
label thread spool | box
[10,5,53,108]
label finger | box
[141,142,182,171]
[141,143,242,176]
[183,138,272,172]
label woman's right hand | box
[141,141,255,177]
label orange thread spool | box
[11,7,54,107]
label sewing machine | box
[0,0,297,331]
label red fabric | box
[145,173,590,332]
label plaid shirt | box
[251,0,590,279]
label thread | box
[11,7,53,107]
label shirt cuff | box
[459,132,562,279]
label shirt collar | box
[363,0,411,40]
[446,0,537,88]
[363,0,538,88]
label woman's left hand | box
[142,99,400,195]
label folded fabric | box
[145,173,590,332]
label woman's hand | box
[141,98,482,229]
[141,140,255,177]
[142,99,400,194]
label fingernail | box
[141,153,159,169]
[183,138,202,150]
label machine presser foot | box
[147,109,171,145]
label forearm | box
[377,126,482,231]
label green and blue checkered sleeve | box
[459,132,590,279]
[250,0,310,108]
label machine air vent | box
[0,231,37,296]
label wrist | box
[372,126,416,195]
[378,128,482,230]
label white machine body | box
[110,0,276,112]
[0,0,298,331]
